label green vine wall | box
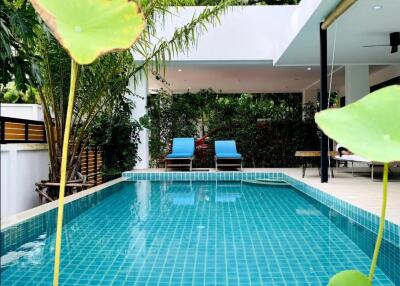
[141,89,319,168]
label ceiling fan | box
[363,32,400,54]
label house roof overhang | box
[144,0,400,93]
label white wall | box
[127,74,150,169]
[1,143,49,218]
[370,65,400,87]
[345,65,370,104]
[1,104,49,218]
[134,5,308,63]
[1,104,44,121]
[302,87,318,104]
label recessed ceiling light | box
[373,5,383,10]
[178,69,182,72]
[307,67,312,71]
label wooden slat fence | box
[80,147,103,186]
[0,116,46,143]
[1,117,104,186]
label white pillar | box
[302,88,318,105]
[127,73,149,169]
[345,65,370,104]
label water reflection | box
[127,180,152,259]
[1,234,46,268]
[162,181,243,206]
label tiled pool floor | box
[1,181,395,285]
[131,167,400,225]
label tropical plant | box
[0,81,40,103]
[36,35,139,183]
[30,1,146,285]
[208,93,311,167]
[315,85,400,286]
[89,96,142,178]
[144,89,316,167]
[0,0,40,89]
[141,88,209,166]
[24,0,232,183]
[29,0,234,284]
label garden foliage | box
[142,89,319,167]
[89,97,142,179]
[1,0,232,182]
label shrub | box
[144,89,318,167]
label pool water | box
[1,181,397,285]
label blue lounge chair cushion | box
[167,138,195,158]
[215,140,242,159]
[216,153,242,159]
[167,153,194,158]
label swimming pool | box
[1,177,399,285]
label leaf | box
[315,85,400,163]
[30,0,145,65]
[328,270,371,286]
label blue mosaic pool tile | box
[1,182,128,256]
[122,171,285,182]
[122,171,399,248]
[282,174,400,248]
[1,181,396,285]
[2,171,399,286]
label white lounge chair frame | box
[333,155,382,181]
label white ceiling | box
[148,63,397,94]
[276,0,400,65]
[150,63,325,93]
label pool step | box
[242,179,290,186]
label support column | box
[320,23,329,183]
[127,73,149,169]
[302,88,317,106]
[345,65,369,104]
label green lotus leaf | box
[30,0,145,65]
[328,270,371,286]
[315,85,400,163]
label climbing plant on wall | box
[141,88,211,167]
[143,89,318,167]
[89,96,142,179]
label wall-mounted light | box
[373,5,383,10]
[307,67,312,71]
[178,69,182,72]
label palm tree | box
[2,0,233,183]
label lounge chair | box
[333,154,383,181]
[165,138,195,171]
[214,140,243,170]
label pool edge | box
[2,171,399,249]
[1,177,125,231]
